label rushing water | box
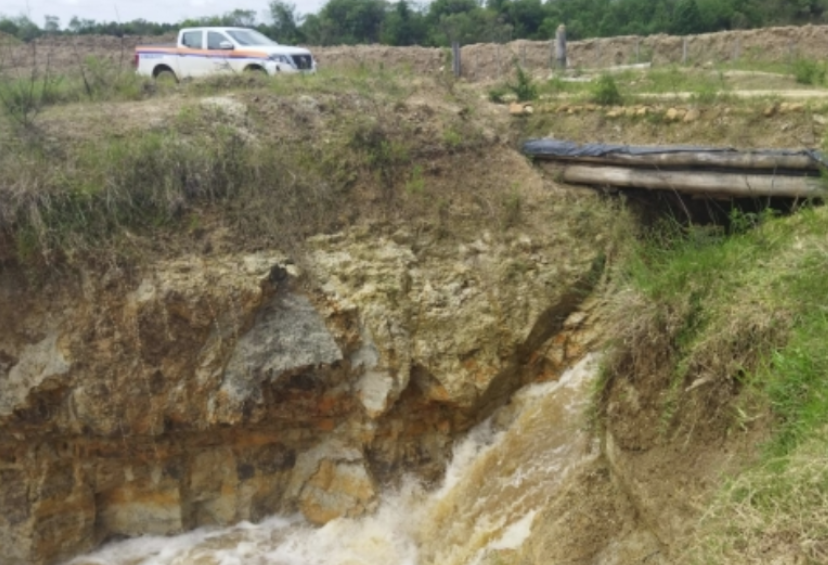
[68,354,599,565]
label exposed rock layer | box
[0,219,604,564]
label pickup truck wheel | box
[154,68,178,84]
[244,65,267,76]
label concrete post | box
[452,41,461,78]
[555,24,567,70]
[497,44,502,77]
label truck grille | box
[291,55,313,70]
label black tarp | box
[521,139,828,168]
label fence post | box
[521,44,526,69]
[452,41,461,78]
[733,37,740,62]
[635,39,640,64]
[682,37,688,66]
[497,44,502,78]
[555,24,567,70]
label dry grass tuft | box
[683,430,828,564]
[0,68,525,271]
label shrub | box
[590,74,623,106]
[488,85,509,104]
[507,61,538,102]
[0,72,63,127]
[792,58,826,85]
[76,55,147,101]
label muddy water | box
[67,355,599,565]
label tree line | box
[1,0,827,46]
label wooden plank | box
[562,165,826,198]
[533,151,820,171]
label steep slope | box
[0,72,623,564]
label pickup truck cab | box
[134,27,316,80]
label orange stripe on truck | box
[136,47,269,59]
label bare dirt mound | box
[312,24,828,81]
[6,24,828,82]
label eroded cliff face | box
[0,211,607,564]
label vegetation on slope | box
[3,41,828,559]
[600,205,828,564]
[0,68,500,269]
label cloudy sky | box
[3,0,327,26]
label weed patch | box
[601,206,828,564]
[590,74,622,106]
[0,66,63,128]
[0,68,498,268]
[507,62,538,102]
[791,57,826,86]
[685,430,828,564]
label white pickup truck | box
[134,27,316,81]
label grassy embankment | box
[598,202,828,562]
[489,55,828,563]
[0,62,502,270]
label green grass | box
[1,109,387,265]
[508,63,538,102]
[536,75,592,98]
[0,65,492,268]
[621,65,733,103]
[0,56,150,125]
[0,63,422,132]
[5,126,266,261]
[791,57,827,86]
[266,65,415,99]
[589,74,623,106]
[621,208,828,431]
[534,65,742,106]
[605,206,828,564]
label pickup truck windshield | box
[226,29,279,46]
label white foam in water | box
[68,516,299,565]
[69,489,422,565]
[435,416,503,497]
[258,486,422,565]
[66,354,600,565]
[488,510,538,550]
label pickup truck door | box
[205,31,235,74]
[179,29,207,78]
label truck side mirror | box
[219,41,234,50]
